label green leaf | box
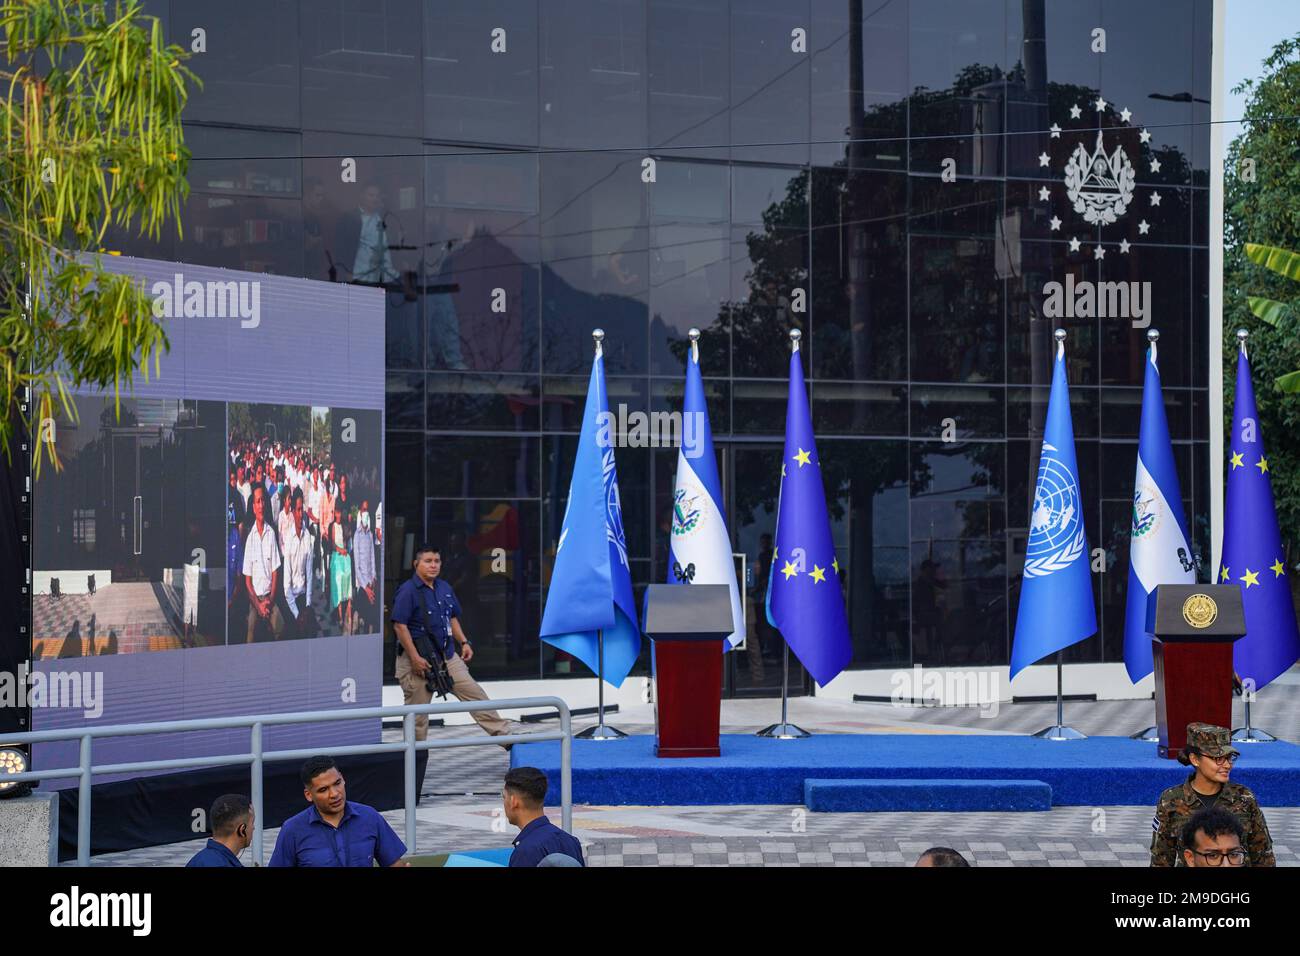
[1247,295,1290,327]
[1244,243,1300,283]
[1276,370,1300,393]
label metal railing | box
[2,696,573,866]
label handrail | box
[1,696,574,867]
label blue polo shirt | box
[509,816,584,868]
[186,838,244,867]
[268,802,406,867]
[391,574,462,661]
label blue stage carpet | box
[509,734,1300,808]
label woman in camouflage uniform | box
[1149,722,1274,867]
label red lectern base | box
[652,639,722,757]
[1153,639,1233,761]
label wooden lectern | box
[1145,584,1245,760]
[642,583,732,758]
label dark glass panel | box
[426,436,539,499]
[427,373,542,433]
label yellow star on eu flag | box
[1220,566,1230,583]
[809,565,826,583]
[1271,558,1286,578]
[793,448,812,468]
[1240,568,1260,589]
[1256,456,1269,474]
[1230,451,1243,469]
[780,560,799,580]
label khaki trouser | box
[396,650,512,740]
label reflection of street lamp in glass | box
[1148,91,1211,105]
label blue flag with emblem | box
[539,338,640,686]
[667,334,743,648]
[1219,344,1300,690]
[1123,335,1196,683]
[765,334,851,686]
[1010,335,1097,679]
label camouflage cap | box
[1178,722,1240,765]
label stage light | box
[0,747,32,799]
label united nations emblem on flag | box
[1025,443,1087,578]
[1181,593,1218,630]
[602,448,629,568]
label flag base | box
[1032,725,1087,741]
[1130,726,1160,742]
[756,722,811,739]
[576,722,628,740]
[1231,726,1277,743]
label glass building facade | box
[111,0,1214,695]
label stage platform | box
[510,734,1300,810]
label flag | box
[1123,339,1195,683]
[1010,338,1097,678]
[766,338,851,686]
[539,344,640,686]
[666,337,743,648]
[1219,346,1300,690]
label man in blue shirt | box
[268,756,408,867]
[504,767,584,868]
[186,793,253,867]
[391,543,512,741]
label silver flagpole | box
[576,628,627,739]
[1031,330,1086,741]
[575,329,627,740]
[758,328,809,739]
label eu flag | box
[1219,345,1300,690]
[1123,335,1195,683]
[1010,336,1097,678]
[766,334,851,686]
[539,339,640,686]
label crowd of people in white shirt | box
[227,438,382,641]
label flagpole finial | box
[592,328,605,358]
[1147,328,1159,364]
[1237,328,1249,356]
[789,327,802,353]
[1053,327,1066,359]
[688,327,700,364]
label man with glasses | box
[1150,722,1275,867]
[1180,807,1248,868]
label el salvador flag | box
[1010,336,1097,679]
[1123,337,1195,683]
[766,334,852,686]
[539,339,640,686]
[1220,344,1300,690]
[667,336,743,648]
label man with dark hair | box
[268,756,407,867]
[914,846,970,867]
[1150,722,1274,866]
[1181,807,1248,868]
[279,489,318,639]
[186,794,253,867]
[390,543,512,741]
[504,767,584,868]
